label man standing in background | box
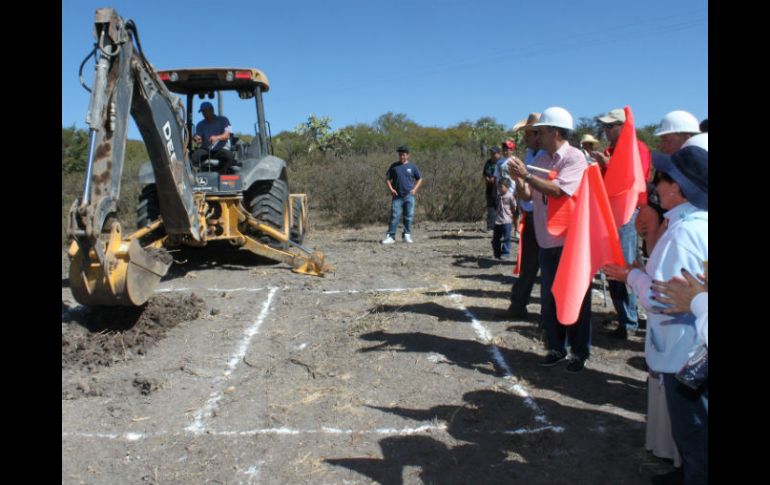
[382,146,423,245]
[483,147,502,231]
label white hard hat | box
[681,132,708,152]
[655,110,701,136]
[532,106,574,131]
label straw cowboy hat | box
[580,134,600,145]
[512,112,541,132]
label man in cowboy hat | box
[580,133,600,152]
[502,113,542,320]
[511,112,541,133]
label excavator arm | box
[67,8,202,306]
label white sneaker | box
[381,235,396,244]
[404,234,413,243]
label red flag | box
[551,164,625,324]
[604,106,646,228]
[547,195,575,237]
[513,216,525,276]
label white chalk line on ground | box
[63,283,566,443]
[186,287,279,435]
[442,285,564,433]
[63,421,563,442]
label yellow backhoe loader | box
[66,8,332,306]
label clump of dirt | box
[61,293,206,371]
[61,377,107,400]
[132,375,162,395]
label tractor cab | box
[156,68,273,191]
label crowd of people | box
[379,107,708,485]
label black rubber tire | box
[136,184,161,229]
[246,177,289,246]
[290,197,305,245]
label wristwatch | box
[524,173,533,182]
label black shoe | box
[505,304,530,319]
[609,325,632,340]
[566,358,586,373]
[650,468,683,485]
[601,318,617,329]
[539,351,566,367]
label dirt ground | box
[62,221,676,484]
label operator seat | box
[197,135,241,173]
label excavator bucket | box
[291,251,334,277]
[68,224,172,306]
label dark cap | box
[397,145,410,153]
[199,101,214,112]
[652,146,708,210]
[489,146,501,154]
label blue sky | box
[62,0,708,139]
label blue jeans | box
[663,373,708,485]
[486,207,496,230]
[387,194,415,237]
[609,209,639,329]
[539,246,592,361]
[491,223,512,258]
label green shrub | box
[287,147,486,227]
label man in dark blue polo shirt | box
[382,146,423,244]
[192,101,236,173]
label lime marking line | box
[443,285,562,432]
[186,287,278,435]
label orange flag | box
[604,106,646,228]
[551,164,625,324]
[513,216,525,276]
[547,195,575,237]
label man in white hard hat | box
[508,107,592,373]
[655,110,701,155]
[636,110,702,255]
